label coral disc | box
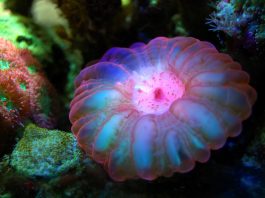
[69,37,257,181]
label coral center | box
[154,88,164,101]
[132,71,185,115]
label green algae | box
[0,2,52,62]
[10,124,82,178]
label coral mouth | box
[154,88,164,101]
[132,70,185,115]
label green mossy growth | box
[10,124,82,178]
[0,2,52,62]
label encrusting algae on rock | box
[10,124,82,178]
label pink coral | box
[0,38,57,129]
[69,37,256,181]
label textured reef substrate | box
[1,0,265,197]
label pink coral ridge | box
[0,38,57,129]
[70,37,256,181]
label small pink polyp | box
[132,71,185,115]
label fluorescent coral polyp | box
[70,37,257,181]
[0,38,57,129]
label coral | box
[207,0,265,48]
[1,127,105,196]
[0,0,84,107]
[56,0,184,54]
[31,0,69,30]
[69,36,256,181]
[0,38,57,129]
[0,1,52,62]
[29,0,83,102]
[10,124,82,178]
